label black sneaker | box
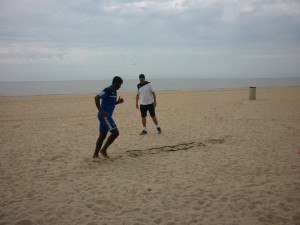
[140,130,147,135]
[157,127,162,134]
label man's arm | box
[94,95,107,117]
[136,93,139,109]
[152,92,157,107]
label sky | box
[0,0,300,81]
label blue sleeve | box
[99,90,108,99]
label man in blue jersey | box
[93,76,124,159]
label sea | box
[1,77,300,96]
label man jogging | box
[93,76,124,159]
[136,74,161,135]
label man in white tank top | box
[136,74,162,135]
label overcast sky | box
[0,0,300,81]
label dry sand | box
[0,87,300,225]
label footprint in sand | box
[126,137,228,158]
[88,138,227,160]
[206,138,226,144]
[14,220,36,225]
[85,155,125,165]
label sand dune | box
[1,87,300,225]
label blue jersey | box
[99,85,118,116]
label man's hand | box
[152,92,157,108]
[136,104,139,109]
[99,111,108,118]
[117,97,124,104]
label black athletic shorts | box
[140,103,156,117]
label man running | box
[136,74,162,135]
[93,76,124,159]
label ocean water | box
[0,77,300,96]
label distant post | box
[249,87,256,100]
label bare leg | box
[142,117,147,128]
[152,116,161,134]
[93,132,108,158]
[151,116,158,125]
[100,129,119,159]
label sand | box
[0,87,300,225]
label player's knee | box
[112,129,119,137]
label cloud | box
[1,0,299,47]
[0,0,300,80]
[0,44,65,63]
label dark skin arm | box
[95,95,107,118]
[95,95,124,118]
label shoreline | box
[1,77,300,96]
[1,85,300,97]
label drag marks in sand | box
[127,142,205,157]
[126,138,226,158]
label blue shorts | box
[97,112,117,133]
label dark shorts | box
[140,103,156,117]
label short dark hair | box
[112,76,123,84]
[139,74,145,79]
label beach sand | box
[1,87,300,225]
